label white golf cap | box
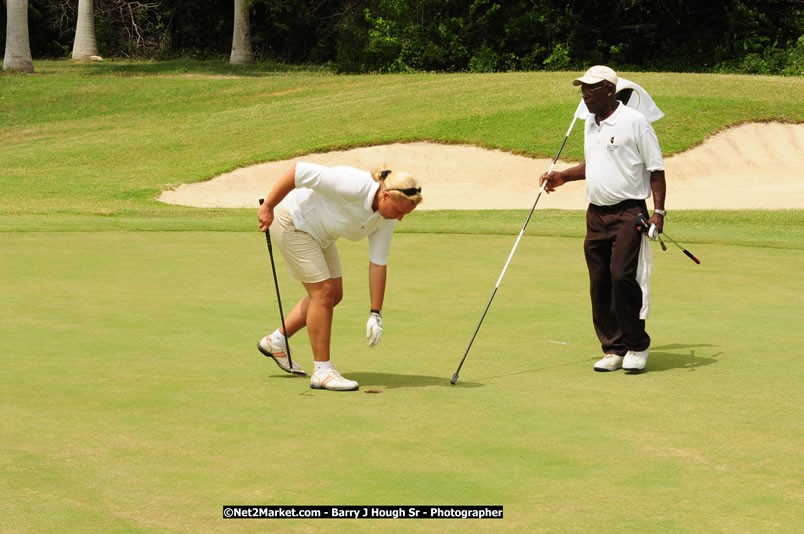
[572,65,618,86]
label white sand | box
[159,122,803,210]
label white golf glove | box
[366,310,383,347]
[648,223,659,240]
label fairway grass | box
[3,63,802,532]
[2,63,802,218]
[3,231,802,533]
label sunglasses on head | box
[380,170,420,196]
[388,187,421,196]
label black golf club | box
[636,213,700,264]
[451,115,580,385]
[660,233,701,264]
[258,199,296,372]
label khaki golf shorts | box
[268,205,342,283]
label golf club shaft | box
[259,199,294,368]
[451,116,578,385]
[491,117,577,287]
[662,233,700,264]
[451,286,498,384]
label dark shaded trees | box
[3,0,801,74]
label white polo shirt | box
[583,103,664,206]
[284,162,396,265]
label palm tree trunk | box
[3,0,35,72]
[72,0,100,60]
[230,0,255,64]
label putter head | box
[450,373,459,385]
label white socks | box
[270,329,288,347]
[270,329,333,373]
[314,361,333,373]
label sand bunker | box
[159,122,803,210]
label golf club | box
[451,116,579,385]
[660,233,701,264]
[258,199,295,372]
[636,213,700,264]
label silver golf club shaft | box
[661,233,701,264]
[451,116,578,385]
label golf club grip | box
[451,373,459,385]
[258,199,274,250]
[684,249,701,264]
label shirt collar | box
[598,102,623,126]
[364,180,381,212]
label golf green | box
[3,230,802,532]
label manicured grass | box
[3,209,801,253]
[1,61,802,217]
[2,62,803,532]
[2,231,802,533]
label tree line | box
[4,0,803,75]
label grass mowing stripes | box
[2,231,803,532]
[2,62,803,532]
[2,62,802,216]
[3,209,801,254]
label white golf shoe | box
[258,336,306,376]
[594,354,624,372]
[623,349,649,371]
[310,367,359,391]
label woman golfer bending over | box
[257,162,422,391]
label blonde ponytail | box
[371,165,423,206]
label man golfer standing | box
[258,162,422,390]
[540,66,666,372]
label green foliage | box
[715,35,804,76]
[786,35,804,76]
[468,45,500,73]
[543,43,571,71]
[17,0,804,75]
[362,3,409,72]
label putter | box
[451,116,579,385]
[258,199,296,373]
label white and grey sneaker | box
[594,354,624,372]
[310,367,359,391]
[623,349,649,371]
[258,336,306,376]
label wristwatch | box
[654,209,666,216]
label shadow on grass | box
[636,344,722,373]
[477,357,595,382]
[346,372,483,389]
[264,370,480,388]
[263,346,720,385]
[474,346,721,379]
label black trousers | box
[584,199,651,355]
